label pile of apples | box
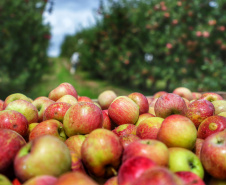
[1,83,226,185]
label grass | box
[26,57,146,99]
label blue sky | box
[43,0,101,57]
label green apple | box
[0,174,12,185]
[168,147,204,179]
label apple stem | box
[110,167,118,176]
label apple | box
[128,92,149,115]
[200,92,223,102]
[157,114,197,150]
[32,96,55,122]
[136,117,164,139]
[153,91,167,98]
[119,134,140,149]
[186,99,215,128]
[168,147,204,179]
[0,174,12,185]
[0,100,4,111]
[212,100,226,114]
[3,93,33,109]
[148,106,155,115]
[43,102,71,122]
[175,171,205,185]
[48,82,78,101]
[131,166,183,185]
[97,90,117,110]
[29,119,67,141]
[56,94,78,105]
[102,110,112,130]
[118,156,157,185]
[63,102,103,136]
[5,100,39,124]
[70,151,86,173]
[122,139,169,166]
[54,171,98,185]
[219,111,226,117]
[65,135,86,158]
[194,138,204,159]
[154,93,187,118]
[146,97,154,105]
[0,129,26,175]
[173,87,193,101]
[197,115,226,139]
[77,96,93,103]
[149,98,158,107]
[27,123,39,136]
[23,175,57,185]
[108,96,139,125]
[112,124,137,137]
[192,92,202,100]
[14,135,71,182]
[81,128,123,178]
[200,130,226,179]
[135,113,155,126]
[0,110,28,138]
[104,176,118,185]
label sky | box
[43,0,102,57]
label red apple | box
[102,110,112,130]
[153,91,167,98]
[135,113,155,126]
[173,87,193,101]
[119,134,140,149]
[112,124,137,137]
[186,99,215,128]
[157,114,197,150]
[0,110,28,138]
[194,138,204,159]
[29,119,67,141]
[108,96,139,125]
[23,175,57,185]
[70,151,86,173]
[98,90,117,110]
[5,100,38,124]
[154,93,187,118]
[197,115,226,139]
[48,82,78,101]
[56,95,78,105]
[63,102,103,136]
[128,92,149,115]
[77,96,93,103]
[104,176,118,185]
[32,96,55,122]
[0,99,4,111]
[122,139,169,166]
[200,130,226,179]
[175,171,205,185]
[118,156,157,185]
[200,92,223,102]
[43,102,71,122]
[192,92,202,100]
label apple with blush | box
[175,171,205,185]
[70,151,86,173]
[104,176,118,185]
[149,98,158,107]
[135,113,155,126]
[153,91,167,98]
[148,106,155,115]
[219,111,226,117]
[56,94,78,105]
[112,124,137,137]
[23,175,57,185]
[102,110,112,130]
[212,100,226,115]
[0,100,4,111]
[192,92,202,100]
[200,92,223,102]
[98,90,117,110]
[173,87,193,101]
[119,134,140,149]
[194,138,204,159]
[77,96,93,103]
[27,123,39,136]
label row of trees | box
[0,0,51,98]
[61,0,226,93]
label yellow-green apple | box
[0,174,12,185]
[48,82,78,101]
[108,96,139,125]
[168,147,204,179]
[192,92,202,100]
[212,100,226,114]
[14,135,71,182]
[0,129,26,175]
[183,97,190,107]
[154,93,187,118]
[102,110,112,130]
[56,94,78,105]
[27,123,39,136]
[194,138,204,159]
[77,96,93,103]
[104,176,118,185]
[128,92,149,115]
[153,91,167,98]
[219,112,226,117]
[197,115,226,139]
[131,166,183,185]
[175,171,205,185]
[70,151,85,173]
[3,93,33,109]
[0,100,4,111]
[63,102,103,136]
[118,156,157,185]
[185,99,215,128]
[54,171,98,185]
[5,100,38,124]
[43,102,71,122]
[200,92,223,102]
[135,113,155,126]
[173,87,193,101]
[65,135,86,158]
[148,106,155,115]
[98,90,117,110]
[122,139,169,166]
[32,96,55,122]
[23,175,57,185]
[29,119,66,141]
[0,110,28,138]
[119,134,140,149]
[81,128,123,178]
[200,130,226,179]
[157,114,197,150]
[112,124,137,137]
[136,117,164,139]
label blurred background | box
[1,0,226,100]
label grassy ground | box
[27,57,145,99]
